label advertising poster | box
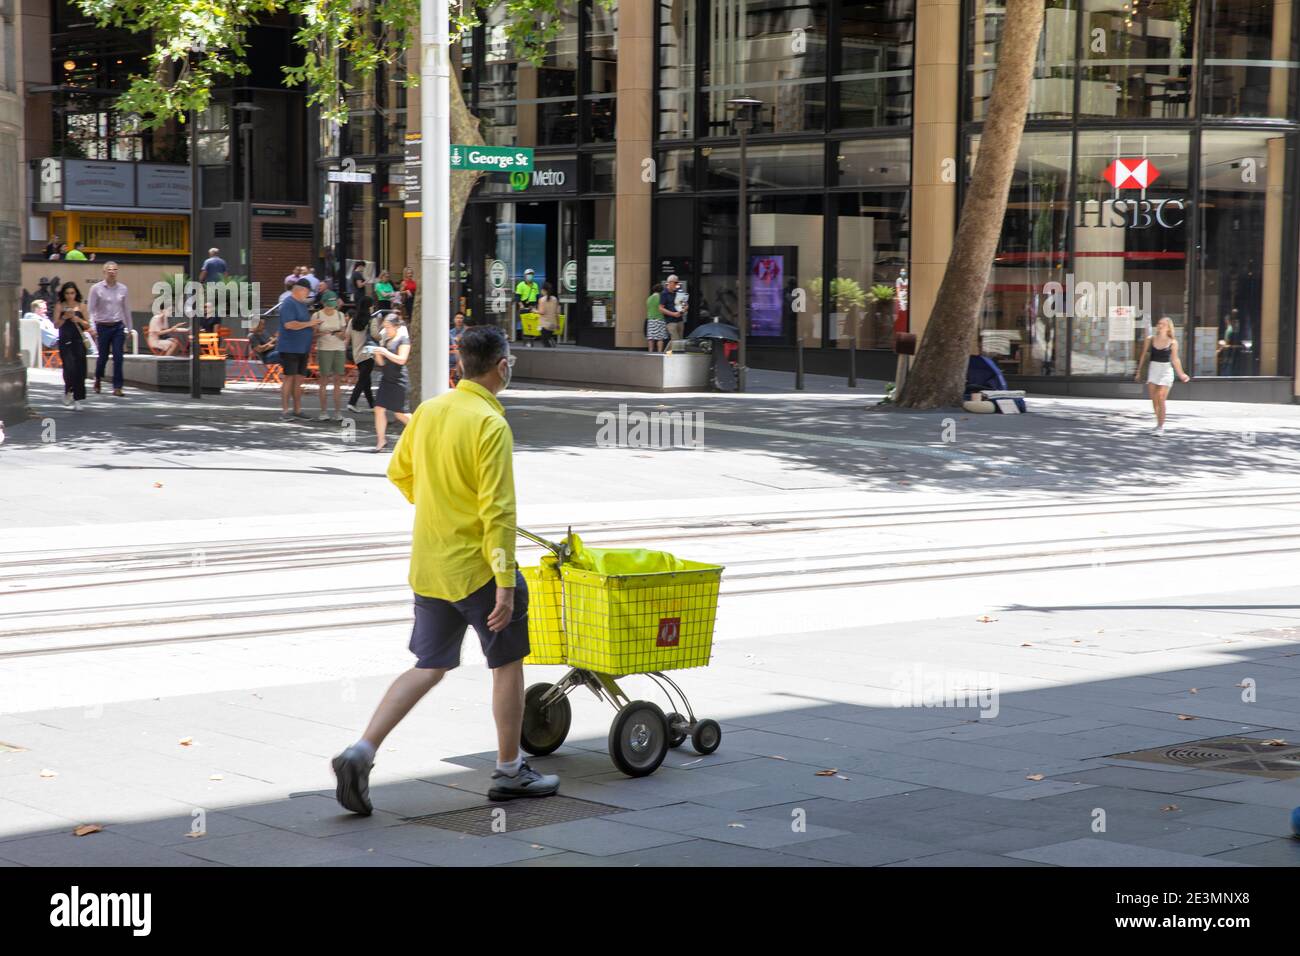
[749,254,785,336]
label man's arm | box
[86,285,100,324]
[476,421,517,588]
[386,406,419,503]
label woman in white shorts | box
[1134,316,1190,436]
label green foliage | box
[869,284,895,302]
[808,276,868,313]
[75,0,611,128]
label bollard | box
[795,336,805,390]
[848,319,858,388]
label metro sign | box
[1103,158,1160,190]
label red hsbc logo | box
[656,617,681,648]
[1103,158,1161,190]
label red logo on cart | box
[657,617,681,648]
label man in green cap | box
[515,268,539,339]
[314,289,349,421]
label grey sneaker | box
[331,747,374,816]
[488,760,560,802]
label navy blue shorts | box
[409,571,530,670]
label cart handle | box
[515,526,574,565]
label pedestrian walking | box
[89,262,130,397]
[314,291,349,421]
[537,282,560,348]
[1135,316,1191,436]
[331,324,558,813]
[277,278,322,420]
[199,247,227,284]
[370,313,412,452]
[55,297,89,409]
[53,281,93,356]
[347,309,382,412]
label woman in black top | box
[53,281,90,408]
[1134,316,1190,436]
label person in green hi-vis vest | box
[514,269,540,341]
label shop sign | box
[562,260,578,293]
[404,133,422,219]
[64,160,135,207]
[586,240,615,294]
[136,164,191,209]
[1079,158,1184,229]
[505,160,576,194]
[489,259,509,290]
[327,158,373,183]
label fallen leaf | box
[1020,643,1034,648]
[1161,805,1180,812]
[1176,715,1197,721]
[185,832,204,839]
[72,824,102,837]
[1071,640,1082,645]
[1026,774,1045,781]
[835,774,850,780]
[209,773,224,781]
[153,482,163,489]
[179,737,193,747]
[727,823,746,829]
[977,615,998,623]
[767,755,788,761]
[814,769,838,777]
[1235,682,1251,688]
[1189,688,1198,694]
[39,768,58,778]
[1262,738,1288,747]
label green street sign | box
[450,145,534,172]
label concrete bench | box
[121,356,226,394]
[512,345,710,392]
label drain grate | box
[407,796,620,836]
[1111,736,1300,779]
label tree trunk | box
[410,52,483,403]
[897,0,1045,410]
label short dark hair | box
[459,325,508,378]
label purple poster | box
[749,254,784,336]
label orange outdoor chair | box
[224,338,260,384]
[198,333,225,358]
[42,348,62,369]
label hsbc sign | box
[1103,158,1160,189]
[1077,157,1185,230]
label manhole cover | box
[1111,736,1300,779]
[0,741,27,753]
[407,796,619,836]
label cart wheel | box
[608,701,669,777]
[520,683,571,757]
[666,712,689,749]
[691,718,722,755]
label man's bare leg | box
[490,658,524,764]
[359,666,446,750]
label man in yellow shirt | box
[332,326,559,810]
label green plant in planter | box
[808,277,868,313]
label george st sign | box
[450,145,534,172]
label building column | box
[614,1,653,348]
[908,0,961,343]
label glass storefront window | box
[828,190,909,350]
[704,0,828,135]
[749,195,823,343]
[480,0,578,147]
[1203,0,1297,120]
[698,198,738,326]
[835,137,910,187]
[969,1,1076,121]
[586,2,618,143]
[837,0,914,128]
[974,131,1072,376]
[658,0,696,139]
[703,142,824,190]
[590,152,616,193]
[657,148,696,192]
[1080,0,1194,119]
[1198,130,1288,377]
[1073,130,1191,377]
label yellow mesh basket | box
[559,561,723,676]
[521,561,566,665]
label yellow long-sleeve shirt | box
[387,379,517,601]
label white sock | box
[351,740,376,763]
[496,755,523,776]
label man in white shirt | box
[89,261,131,396]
